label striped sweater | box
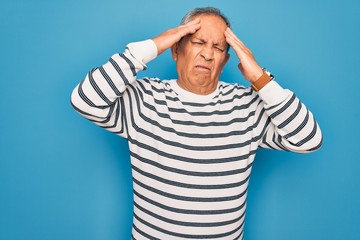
[71,39,322,240]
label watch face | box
[262,68,274,79]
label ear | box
[220,54,230,73]
[171,42,179,61]
[222,53,230,68]
[224,53,230,65]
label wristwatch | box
[251,68,274,92]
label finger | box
[225,31,244,56]
[184,17,201,26]
[225,29,254,59]
[225,28,245,47]
[180,18,201,30]
[177,25,200,39]
[224,30,241,50]
[177,21,201,38]
[225,29,251,57]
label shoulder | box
[218,81,255,97]
[130,78,174,95]
[217,81,262,110]
[137,77,171,88]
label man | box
[71,7,322,240]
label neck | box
[176,78,218,95]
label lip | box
[195,65,211,72]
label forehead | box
[190,14,227,43]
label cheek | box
[179,49,195,64]
[176,55,192,76]
[215,58,227,71]
[185,47,201,58]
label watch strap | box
[251,70,273,92]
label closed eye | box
[192,41,204,45]
[214,46,225,52]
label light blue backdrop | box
[1,0,359,239]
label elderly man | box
[71,7,322,240]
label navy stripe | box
[308,135,323,151]
[273,134,287,151]
[70,101,98,119]
[117,97,128,138]
[132,224,159,240]
[294,115,318,147]
[99,66,122,96]
[238,229,244,240]
[78,79,96,107]
[125,46,147,70]
[102,102,122,131]
[134,201,246,227]
[132,164,251,190]
[284,110,309,139]
[130,151,253,177]
[270,93,296,119]
[133,212,244,239]
[119,53,137,76]
[109,57,129,85]
[88,68,112,105]
[278,101,302,129]
[133,177,249,202]
[133,189,247,215]
[129,135,257,164]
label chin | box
[192,76,213,85]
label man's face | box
[171,14,230,90]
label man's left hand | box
[225,28,263,83]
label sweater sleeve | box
[255,81,323,153]
[70,39,158,138]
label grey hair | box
[180,7,231,28]
[179,7,231,52]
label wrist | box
[251,68,274,92]
[250,68,264,83]
[152,36,164,55]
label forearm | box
[258,81,323,153]
[70,39,157,120]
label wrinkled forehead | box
[195,14,228,29]
[191,15,228,44]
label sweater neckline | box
[169,80,219,103]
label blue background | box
[1,0,359,239]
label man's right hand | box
[152,18,201,55]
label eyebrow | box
[192,37,206,43]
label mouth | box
[194,65,211,72]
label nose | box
[200,46,214,61]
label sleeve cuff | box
[126,39,158,66]
[257,80,290,106]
